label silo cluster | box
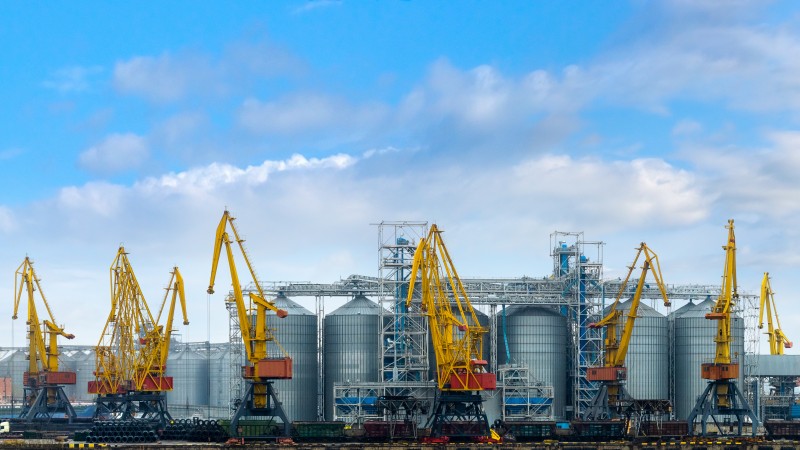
[0,291,750,424]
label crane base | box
[687,379,758,436]
[93,391,172,427]
[427,391,490,441]
[20,385,76,423]
[230,380,290,439]
[582,383,633,420]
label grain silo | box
[497,305,568,419]
[166,345,210,417]
[209,344,237,417]
[72,349,96,403]
[611,299,669,400]
[266,293,319,421]
[323,294,382,420]
[672,297,744,420]
[0,349,27,403]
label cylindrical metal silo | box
[0,350,28,404]
[323,295,382,420]
[611,299,668,400]
[58,351,77,401]
[672,297,745,420]
[266,293,318,422]
[497,305,568,419]
[209,344,236,416]
[73,349,96,403]
[166,346,210,417]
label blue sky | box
[1,1,800,349]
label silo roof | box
[273,292,314,315]
[328,294,382,316]
[615,298,665,318]
[669,299,698,319]
[504,304,561,317]
[677,297,718,318]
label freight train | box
[54,418,800,445]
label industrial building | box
[0,222,795,433]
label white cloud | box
[57,182,126,217]
[43,66,103,93]
[672,119,703,136]
[292,0,342,14]
[238,94,389,135]
[113,53,202,102]
[0,147,23,160]
[113,44,303,103]
[79,133,149,174]
[153,112,207,145]
[0,206,16,233]
[136,152,356,197]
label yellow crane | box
[406,224,498,442]
[758,272,795,411]
[687,219,758,436]
[758,273,792,355]
[90,247,188,425]
[584,243,670,420]
[208,210,291,438]
[13,256,77,421]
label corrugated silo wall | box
[209,344,236,417]
[497,306,568,419]
[673,314,745,419]
[0,351,28,402]
[323,299,382,421]
[266,298,319,422]
[166,346,210,418]
[614,303,668,400]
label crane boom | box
[703,219,738,374]
[155,267,190,368]
[758,272,793,355]
[590,243,670,370]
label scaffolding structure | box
[226,299,244,418]
[550,232,605,418]
[376,221,429,385]
[498,364,554,421]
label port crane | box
[687,220,758,436]
[758,273,792,355]
[90,248,188,425]
[208,210,292,438]
[583,243,671,421]
[12,256,77,422]
[406,224,498,442]
[758,272,795,414]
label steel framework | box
[235,226,742,421]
